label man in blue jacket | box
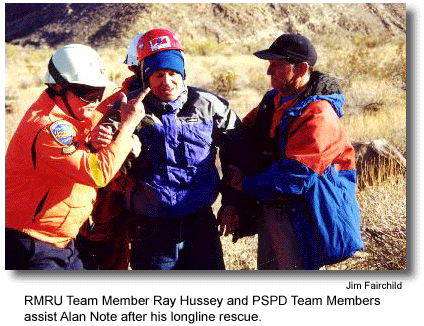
[224,33,363,269]
[92,28,242,270]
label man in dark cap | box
[222,33,363,270]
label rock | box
[353,139,406,188]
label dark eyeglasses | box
[71,86,105,104]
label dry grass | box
[342,79,406,156]
[221,236,258,271]
[4,33,406,270]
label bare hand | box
[91,125,113,150]
[119,87,150,129]
[217,205,240,237]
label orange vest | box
[5,91,133,248]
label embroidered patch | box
[149,36,171,51]
[178,116,199,123]
[185,117,199,123]
[49,120,76,146]
[61,143,79,155]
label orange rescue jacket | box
[5,91,133,248]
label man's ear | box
[296,62,310,77]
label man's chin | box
[157,91,179,102]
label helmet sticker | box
[149,36,171,52]
[49,120,76,146]
[138,43,144,52]
[137,29,184,62]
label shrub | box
[212,70,238,96]
[5,88,18,114]
[184,38,226,56]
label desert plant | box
[184,38,226,56]
[212,69,238,97]
[5,89,18,114]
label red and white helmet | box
[136,28,184,63]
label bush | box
[5,88,18,114]
[184,38,226,56]
[212,70,238,96]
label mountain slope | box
[6,3,406,49]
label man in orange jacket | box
[5,44,149,270]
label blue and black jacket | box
[103,85,241,219]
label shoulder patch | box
[49,120,76,146]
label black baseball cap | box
[254,33,317,66]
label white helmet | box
[45,44,109,88]
[124,33,145,66]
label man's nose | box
[267,65,274,76]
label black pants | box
[5,228,83,270]
[130,207,225,270]
[75,235,115,270]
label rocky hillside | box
[6,3,406,49]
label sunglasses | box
[71,86,105,104]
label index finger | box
[134,87,151,106]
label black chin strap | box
[47,58,80,120]
[63,94,80,120]
[47,86,79,120]
[48,58,69,88]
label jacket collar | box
[286,94,346,118]
[272,70,346,119]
